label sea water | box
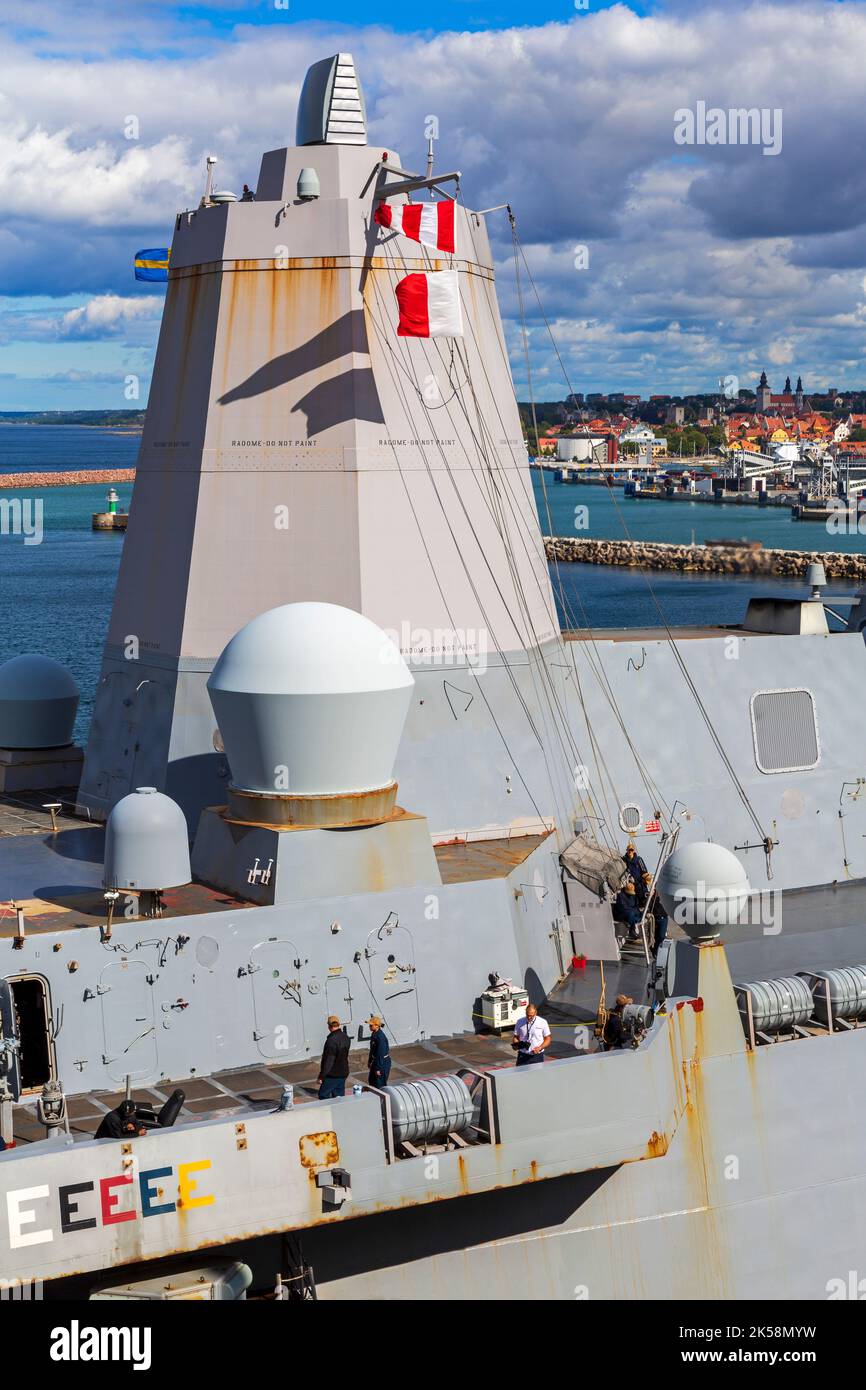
[0,425,856,742]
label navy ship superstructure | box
[1,54,866,1301]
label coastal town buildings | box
[523,372,866,462]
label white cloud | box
[59,295,163,339]
[1,2,866,394]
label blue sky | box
[2,0,866,407]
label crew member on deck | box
[613,879,641,940]
[317,1015,351,1100]
[624,843,649,907]
[367,1016,391,1088]
[241,183,255,201]
[512,1003,552,1065]
[95,1099,147,1140]
[603,994,632,1050]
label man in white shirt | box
[512,1004,552,1066]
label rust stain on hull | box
[645,1130,669,1158]
[299,1130,340,1175]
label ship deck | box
[6,1026,580,1147]
[563,625,729,642]
[0,792,548,936]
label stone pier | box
[544,536,866,581]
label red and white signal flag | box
[374,200,456,254]
[394,270,463,339]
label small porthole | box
[619,803,642,834]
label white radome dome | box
[657,841,749,939]
[207,602,414,797]
[104,787,191,891]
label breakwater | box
[0,468,136,490]
[545,536,866,580]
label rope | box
[504,212,772,866]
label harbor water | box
[0,424,859,743]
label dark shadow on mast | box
[291,366,384,437]
[217,309,375,405]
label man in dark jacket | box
[603,994,633,1050]
[612,879,642,940]
[646,884,669,954]
[317,1016,351,1099]
[623,843,649,907]
[366,1015,391,1089]
[95,1099,147,1140]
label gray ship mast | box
[78,53,567,836]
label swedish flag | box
[134,248,170,282]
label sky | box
[2,0,866,407]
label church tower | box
[795,375,804,411]
[756,371,771,413]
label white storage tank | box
[382,1075,474,1144]
[0,654,79,748]
[207,602,414,799]
[557,437,594,463]
[736,976,813,1036]
[802,966,866,1025]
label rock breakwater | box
[544,536,866,581]
[0,468,136,490]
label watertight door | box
[250,940,306,1061]
[99,959,158,1083]
[0,977,21,1103]
[365,919,419,1044]
[325,972,353,1025]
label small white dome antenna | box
[806,561,826,601]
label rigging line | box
[475,206,657,822]
[504,452,674,821]
[459,204,677,824]
[368,284,563,799]
[363,278,549,824]
[414,226,628,840]
[509,225,769,846]
[405,224,611,786]
[368,254,561,753]
[439,333,625,848]
[432,224,643,833]
[427,346,602,836]
[380,341,596,845]
[374,225,648,845]
[466,445,624,843]
[442,314,627,769]
[371,261,590,821]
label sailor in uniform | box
[512,1004,552,1065]
[367,1015,392,1088]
